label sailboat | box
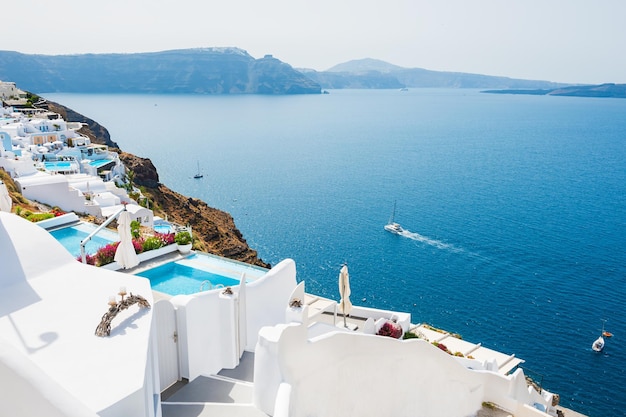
[193,161,203,179]
[592,319,607,352]
[384,201,404,234]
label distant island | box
[482,83,626,99]
[300,58,565,90]
[0,48,321,95]
[0,49,573,95]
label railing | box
[199,280,213,291]
[199,280,224,292]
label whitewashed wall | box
[17,175,89,213]
[244,259,297,350]
[255,323,554,417]
[170,258,298,381]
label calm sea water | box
[44,89,626,417]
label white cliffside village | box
[0,93,152,228]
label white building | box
[0,80,27,102]
[0,111,136,221]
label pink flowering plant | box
[377,320,403,339]
[95,242,119,266]
[432,342,452,354]
[76,253,96,265]
[155,232,175,246]
[133,238,144,254]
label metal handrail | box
[199,280,213,291]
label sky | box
[3,0,626,84]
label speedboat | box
[384,222,404,234]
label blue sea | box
[44,89,626,417]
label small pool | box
[89,159,115,168]
[44,161,78,172]
[49,222,119,257]
[136,253,268,296]
[153,221,174,234]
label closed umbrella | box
[338,264,352,328]
[114,210,139,269]
[0,181,11,212]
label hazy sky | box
[4,0,625,84]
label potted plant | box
[175,230,193,254]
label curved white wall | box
[244,258,298,350]
[255,323,554,417]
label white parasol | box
[114,210,139,269]
[338,264,353,328]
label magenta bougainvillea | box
[94,242,119,266]
[133,238,144,254]
[156,232,175,246]
[76,253,96,265]
[377,320,403,339]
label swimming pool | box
[153,221,174,234]
[49,222,119,257]
[44,160,79,172]
[136,253,268,296]
[89,159,115,168]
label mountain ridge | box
[301,58,567,90]
[0,49,321,95]
[1,49,578,94]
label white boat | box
[592,319,607,352]
[592,335,604,352]
[193,161,203,179]
[384,201,404,234]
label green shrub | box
[402,331,419,340]
[142,236,164,251]
[130,220,141,238]
[175,231,192,245]
[26,212,55,222]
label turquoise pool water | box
[153,223,173,234]
[89,159,114,168]
[44,161,77,171]
[136,253,268,296]
[49,223,118,257]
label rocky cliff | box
[42,100,270,268]
[0,48,321,95]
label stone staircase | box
[161,352,269,417]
